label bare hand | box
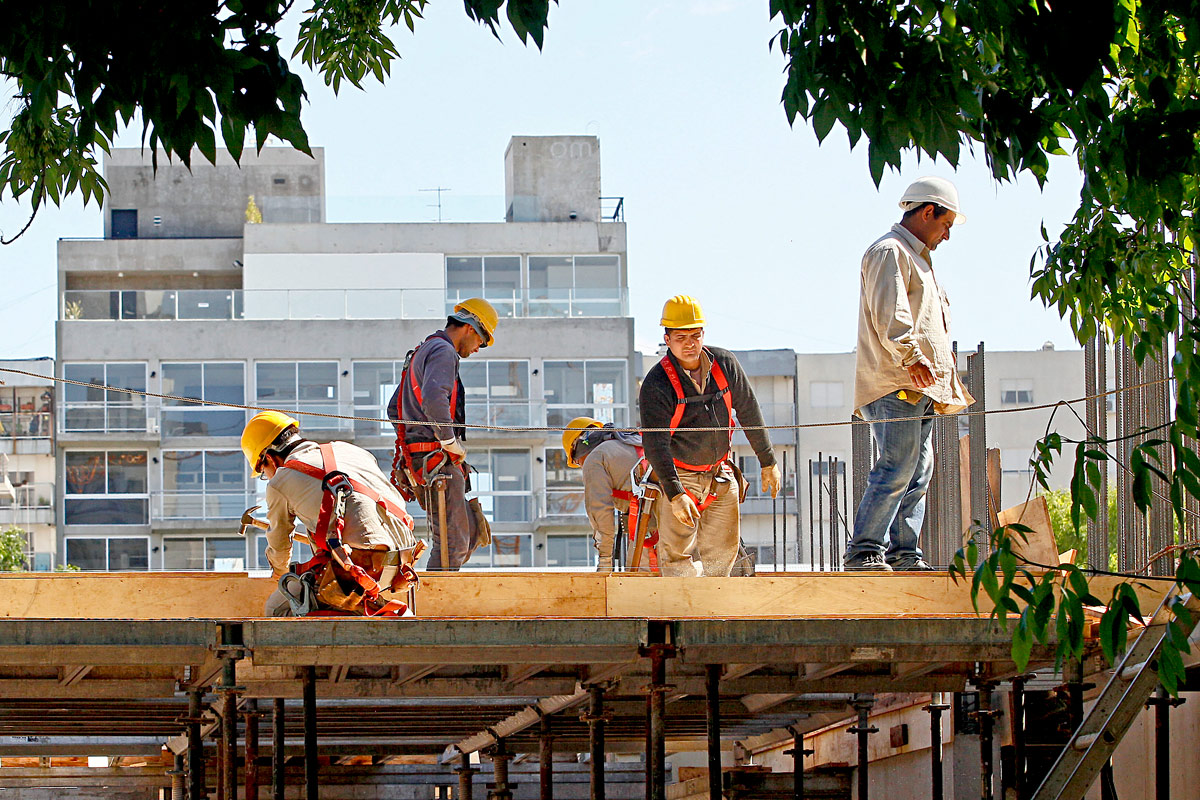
[907,362,935,389]
[670,493,701,527]
[760,464,782,498]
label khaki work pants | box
[654,464,740,577]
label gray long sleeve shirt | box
[389,330,466,444]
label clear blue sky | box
[0,0,1084,360]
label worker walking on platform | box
[844,177,974,572]
[242,411,420,617]
[639,296,781,577]
[388,298,497,570]
[563,417,657,572]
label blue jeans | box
[845,391,934,564]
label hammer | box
[238,505,313,546]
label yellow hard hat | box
[660,295,705,329]
[241,410,299,475]
[451,298,499,347]
[563,416,604,468]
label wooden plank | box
[997,496,1060,568]
[416,573,607,617]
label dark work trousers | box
[418,461,479,570]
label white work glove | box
[761,464,782,498]
[670,493,701,527]
[439,437,466,462]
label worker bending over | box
[389,298,497,570]
[563,417,656,572]
[242,411,419,617]
[639,296,781,576]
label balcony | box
[60,402,152,435]
[62,288,630,322]
[0,482,55,527]
[152,492,258,522]
[735,402,797,446]
[0,412,52,454]
[537,486,588,523]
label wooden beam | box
[329,664,351,683]
[723,663,763,681]
[801,663,854,681]
[59,665,92,686]
[391,665,442,686]
[503,663,552,687]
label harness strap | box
[659,352,734,473]
[393,335,464,490]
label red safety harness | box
[659,353,734,513]
[390,336,464,501]
[609,447,660,568]
[283,443,416,617]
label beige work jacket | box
[853,224,974,416]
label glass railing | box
[63,288,629,321]
[0,411,52,438]
[153,492,258,521]
[60,402,151,434]
[0,482,55,511]
[538,486,588,518]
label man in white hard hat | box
[844,177,974,571]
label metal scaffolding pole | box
[924,695,950,800]
[848,694,877,800]
[271,699,285,800]
[243,699,259,800]
[705,665,721,800]
[977,681,997,800]
[489,739,514,800]
[539,714,554,800]
[643,640,673,800]
[302,666,318,800]
[187,689,208,800]
[218,658,240,800]
[584,686,607,800]
[456,753,478,800]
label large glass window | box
[162,536,248,570]
[473,449,533,523]
[543,448,585,517]
[460,360,532,427]
[63,451,149,525]
[463,534,534,569]
[256,361,339,430]
[161,362,245,437]
[446,256,522,318]
[1000,379,1034,405]
[546,535,596,568]
[64,537,148,571]
[352,361,403,436]
[543,360,629,427]
[62,362,147,432]
[158,450,249,520]
[529,255,621,316]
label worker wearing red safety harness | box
[562,417,658,572]
[639,296,782,576]
[243,411,421,617]
[387,298,497,570]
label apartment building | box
[55,137,632,571]
[0,358,55,568]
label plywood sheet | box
[997,496,1060,568]
[0,573,274,619]
[413,572,607,617]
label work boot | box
[842,553,892,571]
[889,557,936,571]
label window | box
[1000,379,1034,405]
[543,447,585,517]
[446,256,522,317]
[473,449,533,523]
[158,450,250,520]
[353,361,403,436]
[809,381,844,409]
[256,361,339,430]
[546,535,596,568]
[253,533,308,571]
[162,536,248,570]
[64,451,149,525]
[543,360,628,427]
[62,362,147,432]
[161,362,246,437]
[528,255,621,317]
[464,534,534,569]
[738,455,797,498]
[809,456,847,478]
[111,209,138,239]
[461,360,532,426]
[64,537,148,571]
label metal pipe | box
[170,752,184,800]
[586,686,607,800]
[303,666,318,800]
[647,649,668,800]
[457,752,477,800]
[539,715,554,800]
[978,683,995,800]
[848,694,876,800]
[244,698,259,800]
[490,739,512,800]
[705,665,721,800]
[782,450,789,569]
[221,659,238,800]
[271,699,285,800]
[785,727,810,800]
[188,689,208,800]
[1154,687,1169,800]
[925,695,949,800]
[1012,677,1028,799]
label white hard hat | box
[899,176,966,224]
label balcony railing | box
[62,288,630,321]
[538,486,587,519]
[0,482,55,527]
[153,492,258,521]
[0,411,51,439]
[60,402,152,434]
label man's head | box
[241,410,302,479]
[563,416,604,468]
[660,295,706,368]
[445,297,499,358]
[898,177,964,251]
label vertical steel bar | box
[782,450,789,570]
[1154,688,1170,800]
[848,694,876,800]
[539,715,554,800]
[705,665,721,800]
[967,344,988,553]
[925,695,948,800]
[244,698,259,800]
[302,666,318,800]
[221,660,238,800]
[809,460,818,570]
[1012,677,1027,800]
[978,683,995,800]
[827,456,838,565]
[271,699,285,800]
[188,689,207,800]
[785,727,808,800]
[587,686,607,800]
[647,651,668,800]
[772,493,779,572]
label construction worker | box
[843,177,974,571]
[638,296,781,577]
[563,417,655,572]
[242,411,420,617]
[388,298,497,570]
